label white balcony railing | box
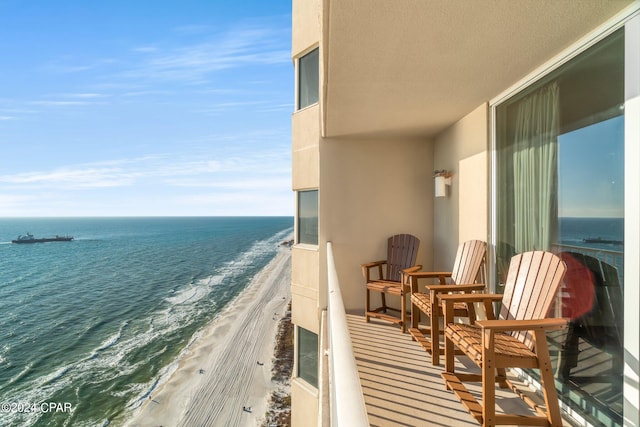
[551,242,624,282]
[325,242,369,427]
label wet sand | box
[126,247,291,426]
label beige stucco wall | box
[291,96,321,335]
[459,151,488,243]
[290,48,323,427]
[291,379,319,426]
[291,2,323,422]
[292,0,321,57]
[291,246,320,333]
[291,83,321,335]
[292,105,320,190]
[432,103,489,268]
[319,136,434,312]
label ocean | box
[0,217,293,427]
[557,217,624,279]
[558,217,624,250]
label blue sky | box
[558,115,624,218]
[0,0,293,216]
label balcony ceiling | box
[323,0,634,138]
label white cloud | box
[192,101,268,115]
[29,92,111,107]
[45,57,120,74]
[0,193,35,205]
[132,46,159,53]
[30,100,92,106]
[2,14,292,216]
[0,151,289,192]
[122,25,289,84]
[172,25,214,35]
[0,167,138,188]
[62,93,110,99]
[173,190,292,216]
[165,177,290,190]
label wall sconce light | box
[434,170,452,198]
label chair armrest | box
[400,265,423,285]
[361,260,387,269]
[439,293,503,304]
[402,265,423,274]
[423,283,486,293]
[407,271,452,292]
[440,293,503,321]
[361,260,387,281]
[476,318,568,332]
[406,271,453,278]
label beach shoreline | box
[126,246,292,426]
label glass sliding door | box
[495,29,625,426]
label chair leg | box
[534,330,563,426]
[557,323,579,381]
[481,329,496,427]
[411,301,418,328]
[467,302,477,323]
[496,368,508,389]
[401,290,406,333]
[381,293,387,312]
[430,298,440,365]
[365,288,370,322]
[443,303,455,375]
[410,299,419,341]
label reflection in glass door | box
[494,29,624,426]
[556,116,624,426]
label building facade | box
[290,1,640,426]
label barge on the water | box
[12,233,74,244]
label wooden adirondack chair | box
[408,239,486,365]
[362,234,420,333]
[440,251,567,427]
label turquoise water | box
[0,217,293,426]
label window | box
[297,327,318,387]
[494,29,624,427]
[297,48,319,109]
[297,190,318,245]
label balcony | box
[346,314,576,427]
[325,242,573,427]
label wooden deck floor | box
[346,314,572,427]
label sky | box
[0,0,293,217]
[558,115,624,218]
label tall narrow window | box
[297,48,319,109]
[298,190,318,245]
[494,29,624,427]
[297,327,318,388]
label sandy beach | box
[126,246,292,427]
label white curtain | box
[512,82,560,252]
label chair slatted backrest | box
[499,251,567,349]
[386,234,420,282]
[450,240,486,285]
